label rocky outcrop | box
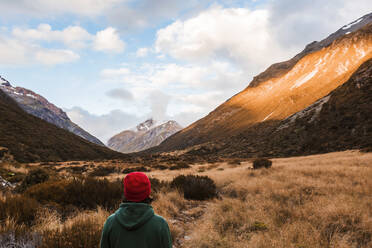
[108,119,182,153]
[0,77,104,146]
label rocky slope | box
[0,89,126,162]
[108,119,182,153]
[0,77,104,146]
[152,13,372,153]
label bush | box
[149,178,168,193]
[122,166,150,174]
[169,162,190,170]
[0,195,40,225]
[25,177,123,211]
[153,164,168,170]
[228,159,241,166]
[170,175,217,200]
[253,158,272,169]
[17,168,50,192]
[89,166,117,177]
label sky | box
[0,0,371,143]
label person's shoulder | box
[104,213,116,229]
[152,214,169,226]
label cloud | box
[107,0,209,31]
[0,37,79,66]
[148,91,171,121]
[101,68,130,78]
[106,88,134,102]
[93,27,125,53]
[136,47,150,57]
[155,6,290,71]
[0,0,125,17]
[268,0,372,50]
[66,107,142,143]
[12,25,126,52]
[12,24,93,49]
[35,49,80,65]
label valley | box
[1,150,371,247]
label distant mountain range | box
[0,88,126,162]
[108,118,182,153]
[0,77,104,146]
[149,12,372,157]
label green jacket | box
[100,202,172,248]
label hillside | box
[151,14,372,154]
[0,90,127,162]
[0,77,104,146]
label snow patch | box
[26,93,37,99]
[290,68,318,89]
[342,18,363,30]
[278,96,331,130]
[262,111,274,122]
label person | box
[100,172,172,248]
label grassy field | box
[0,150,371,247]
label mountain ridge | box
[0,77,104,146]
[149,13,372,154]
[108,119,182,153]
[0,89,127,162]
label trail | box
[170,201,208,248]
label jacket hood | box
[114,202,155,231]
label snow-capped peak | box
[342,18,363,30]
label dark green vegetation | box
[253,158,272,169]
[0,90,128,162]
[170,175,217,200]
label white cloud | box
[93,27,125,53]
[155,6,290,71]
[66,107,141,143]
[35,49,80,65]
[101,68,131,79]
[0,0,125,17]
[136,47,150,57]
[0,37,80,66]
[12,24,93,49]
[12,24,126,52]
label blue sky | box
[0,0,371,143]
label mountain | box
[0,89,127,162]
[108,119,182,153]
[0,76,104,146]
[151,13,372,154]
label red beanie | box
[123,172,151,202]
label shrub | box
[122,166,150,174]
[228,159,241,166]
[25,177,123,211]
[17,168,50,192]
[89,165,117,177]
[170,175,217,200]
[153,164,168,170]
[0,195,40,225]
[149,178,168,193]
[169,162,190,170]
[253,158,272,169]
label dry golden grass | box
[182,150,372,248]
[1,150,371,247]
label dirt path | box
[171,201,208,248]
